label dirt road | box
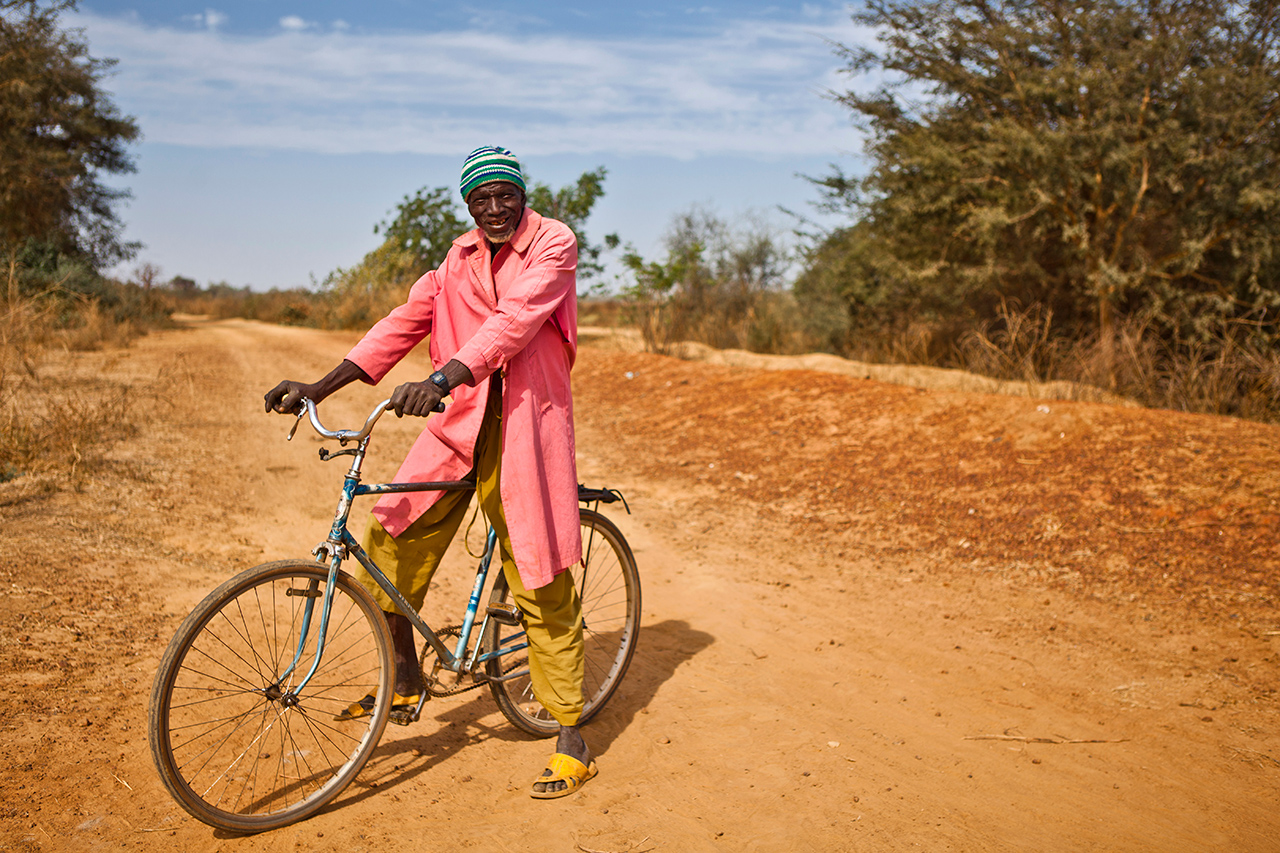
[2,319,1279,852]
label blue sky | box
[73,1,876,290]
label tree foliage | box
[1,0,141,297]
[373,185,467,274]
[526,166,618,280]
[322,169,615,329]
[809,0,1280,382]
[621,208,799,353]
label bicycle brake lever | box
[286,409,304,441]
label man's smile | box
[466,181,526,244]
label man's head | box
[461,146,527,244]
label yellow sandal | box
[332,691,422,724]
[530,753,598,799]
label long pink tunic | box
[344,208,581,590]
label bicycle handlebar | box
[287,396,444,444]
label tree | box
[526,167,618,281]
[816,0,1280,385]
[621,208,795,352]
[323,169,616,329]
[373,185,468,274]
[372,167,616,284]
[1,0,141,302]
[792,222,888,353]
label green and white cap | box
[460,146,526,200]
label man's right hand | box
[388,380,445,418]
[263,360,373,416]
[264,380,320,415]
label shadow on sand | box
[319,617,714,814]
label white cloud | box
[74,8,876,158]
[182,8,227,30]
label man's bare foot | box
[532,725,592,796]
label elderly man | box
[264,146,594,799]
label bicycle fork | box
[262,439,372,703]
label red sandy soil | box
[2,318,1278,852]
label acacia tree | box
[526,167,618,280]
[324,169,615,328]
[373,167,616,284]
[1,0,140,302]
[373,186,468,273]
[816,0,1280,385]
[621,208,795,352]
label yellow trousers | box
[354,385,585,726]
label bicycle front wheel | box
[148,560,393,833]
[484,508,641,737]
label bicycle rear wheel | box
[484,508,641,737]
[149,560,393,833]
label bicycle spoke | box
[168,663,266,700]
[226,700,273,812]
[234,590,276,687]
[189,704,277,802]
[190,612,280,690]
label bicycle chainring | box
[417,626,472,697]
[418,625,529,697]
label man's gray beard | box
[488,231,513,244]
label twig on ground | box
[1225,746,1280,768]
[576,837,654,853]
[112,773,133,790]
[964,734,1128,744]
[1102,510,1240,534]
[25,733,47,763]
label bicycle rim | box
[486,509,641,737]
[148,560,393,832]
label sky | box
[71,1,878,291]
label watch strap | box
[428,370,450,395]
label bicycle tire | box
[148,560,394,833]
[484,508,641,737]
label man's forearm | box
[313,359,373,402]
[438,359,475,391]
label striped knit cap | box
[460,146,526,200]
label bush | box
[621,208,802,354]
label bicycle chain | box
[418,625,526,698]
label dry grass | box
[954,304,1280,421]
[630,292,1280,422]
[1,295,145,488]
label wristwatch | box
[428,370,451,395]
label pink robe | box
[344,208,581,590]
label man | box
[263,146,595,799]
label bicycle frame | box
[279,402,529,700]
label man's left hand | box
[389,380,445,418]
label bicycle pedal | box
[485,603,525,626]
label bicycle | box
[147,397,641,833]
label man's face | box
[466,181,525,243]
